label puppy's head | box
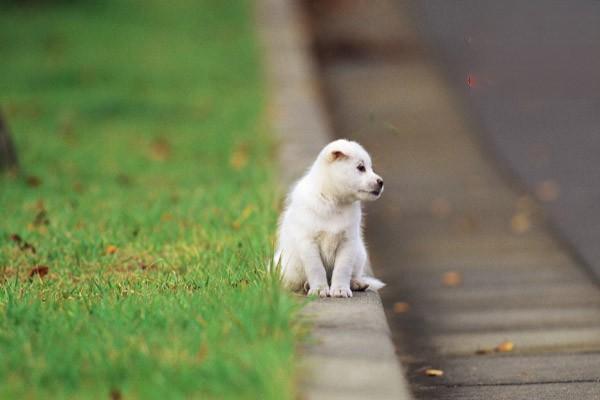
[318,139,384,202]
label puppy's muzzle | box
[371,178,384,196]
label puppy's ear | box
[328,150,348,162]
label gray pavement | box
[412,0,600,283]
[306,0,600,398]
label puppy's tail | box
[361,276,386,291]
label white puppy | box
[274,139,385,297]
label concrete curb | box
[256,1,413,399]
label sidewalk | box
[256,1,413,399]
[307,0,600,399]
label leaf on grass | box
[10,233,37,254]
[495,340,514,352]
[149,137,171,161]
[229,143,249,170]
[29,265,49,279]
[106,245,118,255]
[26,176,42,187]
[442,271,462,287]
[424,368,444,377]
[109,389,122,400]
[393,302,410,314]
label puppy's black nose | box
[377,178,384,188]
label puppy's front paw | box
[307,285,329,298]
[329,285,353,298]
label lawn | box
[0,1,304,398]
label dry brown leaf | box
[197,343,209,362]
[149,137,171,161]
[510,212,531,234]
[393,302,410,314]
[535,180,559,202]
[10,234,36,254]
[229,144,249,171]
[442,271,462,287]
[29,265,49,279]
[424,368,444,377]
[26,175,42,187]
[110,389,122,400]
[495,340,514,352]
[106,245,118,255]
[475,348,494,355]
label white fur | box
[274,139,386,298]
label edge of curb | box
[256,1,413,399]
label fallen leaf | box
[466,73,477,88]
[229,143,249,170]
[510,212,531,234]
[149,137,171,161]
[109,389,122,400]
[393,302,410,313]
[442,271,462,287]
[29,265,49,279]
[536,180,559,202]
[425,368,444,377]
[495,340,514,352]
[106,245,118,255]
[26,176,42,187]
[475,348,494,355]
[10,234,36,254]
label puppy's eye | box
[357,164,366,172]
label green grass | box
[0,1,305,398]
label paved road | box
[412,0,600,282]
[306,0,600,398]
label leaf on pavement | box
[424,368,444,377]
[393,302,410,313]
[495,340,514,352]
[442,271,462,287]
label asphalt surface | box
[306,0,600,398]
[411,0,600,282]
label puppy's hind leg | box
[351,239,386,291]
